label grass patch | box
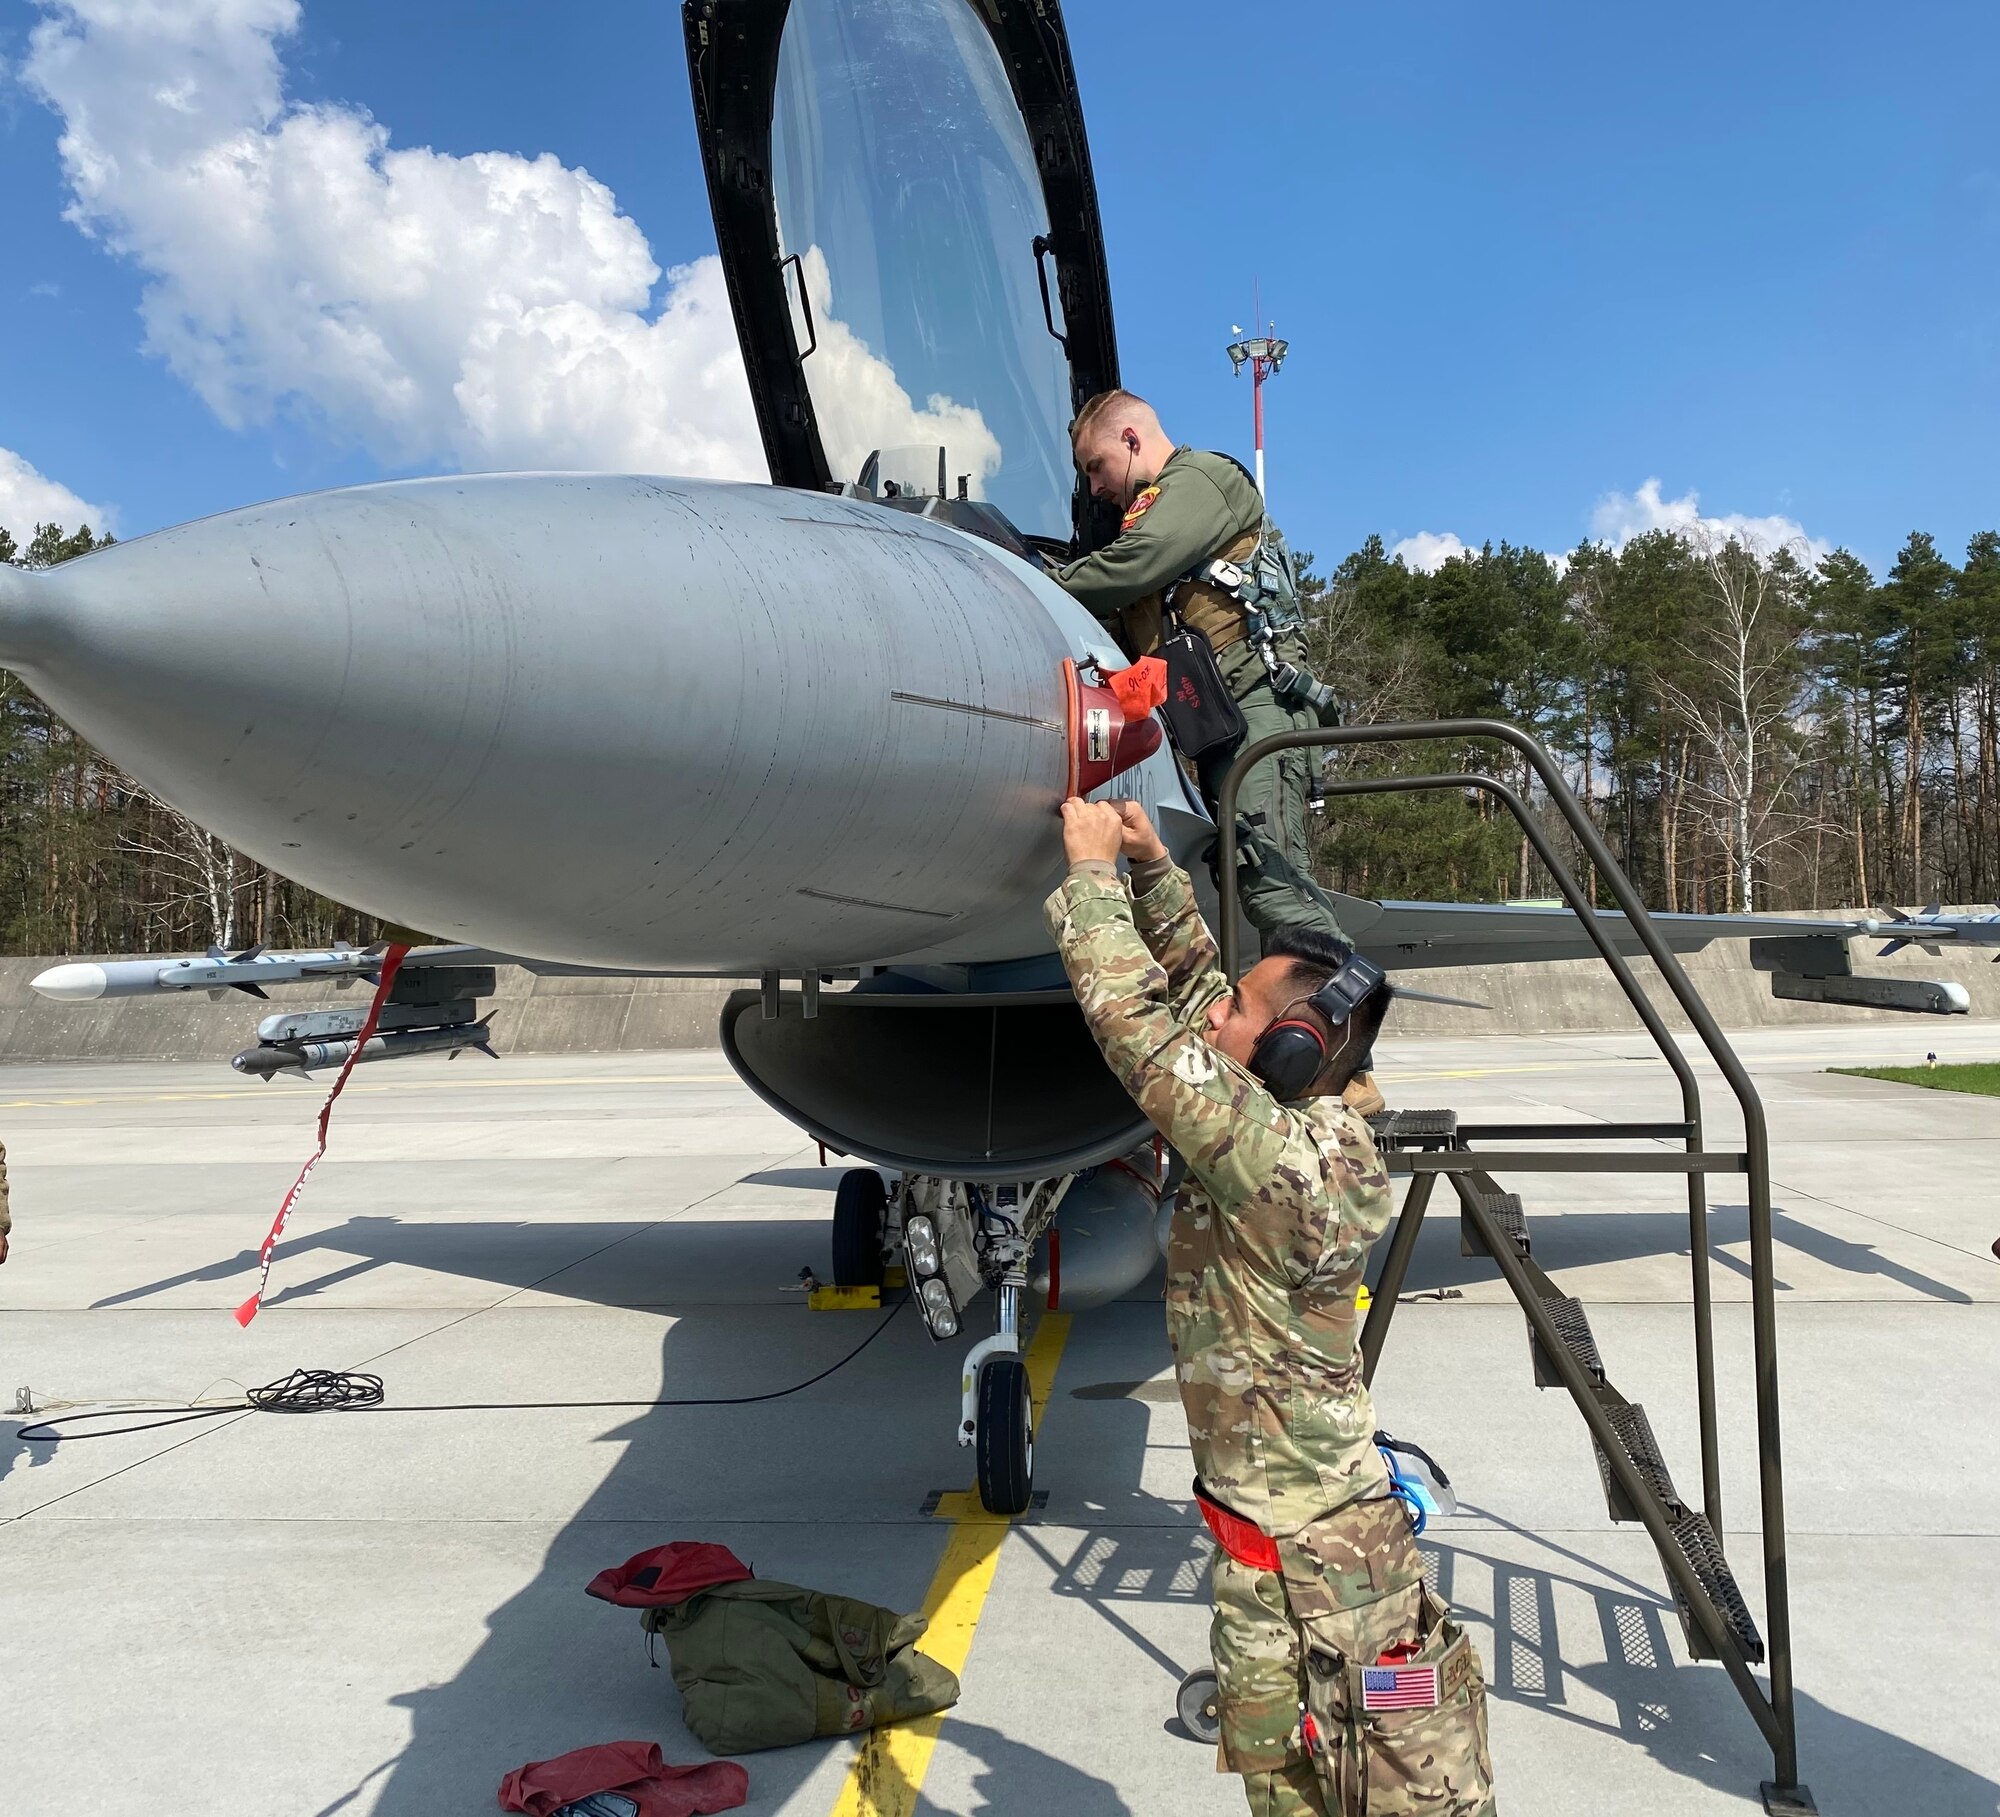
[1829,1062,2000,1097]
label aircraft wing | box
[1335,896,1874,971]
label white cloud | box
[1390,530,1471,573]
[788,246,999,495]
[23,0,766,478]
[1588,477,1829,564]
[0,446,116,540]
[1393,479,1829,580]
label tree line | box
[3,512,1996,956]
[1300,523,2000,915]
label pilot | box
[1054,389,1342,956]
[1047,795,1495,1817]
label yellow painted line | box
[827,1310,1073,1817]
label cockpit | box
[685,0,1120,560]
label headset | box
[1247,950,1387,1101]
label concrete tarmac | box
[2,1022,1996,1816]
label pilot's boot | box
[1341,1067,1386,1119]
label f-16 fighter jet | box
[0,0,1972,1510]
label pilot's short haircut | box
[1070,388,1151,443]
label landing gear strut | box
[891,1174,1074,1514]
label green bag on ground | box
[641,1579,960,1754]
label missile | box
[232,1021,496,1078]
[32,947,393,1002]
[0,474,1177,979]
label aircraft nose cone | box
[0,560,62,670]
[0,472,1083,970]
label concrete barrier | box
[0,908,1992,1062]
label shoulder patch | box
[1121,484,1162,532]
[1171,1044,1220,1086]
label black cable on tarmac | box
[15,1295,908,1444]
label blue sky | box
[1,0,1995,578]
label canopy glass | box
[771,0,1074,540]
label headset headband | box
[1304,951,1385,1026]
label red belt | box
[1195,1483,1282,1571]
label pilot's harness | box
[1156,513,1339,769]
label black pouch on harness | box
[1159,626,1246,762]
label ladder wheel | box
[1176,1666,1221,1745]
[975,1356,1033,1515]
[830,1169,888,1288]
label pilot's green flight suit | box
[1053,446,1343,950]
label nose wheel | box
[974,1353,1034,1515]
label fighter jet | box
[0,0,1973,1508]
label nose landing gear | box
[965,1281,1034,1515]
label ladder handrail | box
[1210,719,1799,1795]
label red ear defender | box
[1064,657,1165,797]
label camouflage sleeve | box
[0,1139,10,1238]
[1128,861,1227,1022]
[1047,870,1362,1268]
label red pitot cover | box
[498,1740,747,1817]
[585,1542,754,1609]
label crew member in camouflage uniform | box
[0,1138,11,1266]
[1055,389,1339,951]
[1047,796,1494,1817]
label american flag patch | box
[1362,1663,1440,1711]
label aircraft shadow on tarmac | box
[128,1200,1154,1816]
[66,1196,1990,1813]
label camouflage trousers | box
[1196,637,1348,955]
[1212,1497,1496,1816]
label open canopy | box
[684,0,1119,550]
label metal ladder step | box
[1529,1294,1605,1388]
[1460,1191,1530,1259]
[1590,1398,1685,1524]
[1369,1107,1458,1151]
[1661,1511,1765,1665]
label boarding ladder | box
[1215,721,1814,1817]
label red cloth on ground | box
[585,1542,754,1609]
[497,1740,747,1817]
[1108,655,1168,719]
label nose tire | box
[975,1355,1033,1515]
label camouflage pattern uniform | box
[1046,859,1494,1816]
[0,1139,10,1260]
[1053,446,1342,949]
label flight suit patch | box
[1121,484,1161,531]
